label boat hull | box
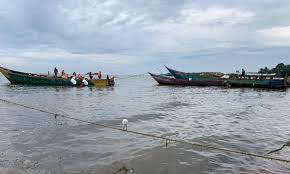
[90,79,115,87]
[149,73,225,86]
[226,78,287,89]
[165,66,223,80]
[0,67,114,87]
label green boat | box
[165,66,224,80]
[0,66,115,87]
[165,66,287,89]
[226,74,287,89]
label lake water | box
[0,75,290,174]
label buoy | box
[122,119,128,130]
[82,79,88,86]
[70,77,77,85]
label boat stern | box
[91,79,114,87]
[270,78,287,89]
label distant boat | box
[165,66,224,80]
[0,66,114,87]
[152,66,288,89]
[149,73,225,86]
[226,74,287,89]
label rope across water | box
[0,98,289,163]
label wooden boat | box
[165,66,224,80]
[0,66,114,87]
[226,74,287,89]
[149,73,225,86]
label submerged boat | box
[149,73,225,86]
[0,66,114,87]
[165,66,224,80]
[226,74,287,89]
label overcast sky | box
[0,0,290,74]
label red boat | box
[149,73,225,86]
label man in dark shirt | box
[242,68,245,77]
[54,67,58,77]
[89,72,93,80]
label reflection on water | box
[0,75,290,173]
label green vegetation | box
[258,63,290,77]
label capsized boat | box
[165,66,224,80]
[0,66,114,87]
[226,73,287,89]
[149,73,225,86]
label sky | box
[0,0,290,74]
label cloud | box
[179,5,254,25]
[0,0,290,74]
[258,26,290,46]
[142,5,254,51]
[144,5,254,32]
[0,48,136,65]
[259,26,290,38]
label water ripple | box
[0,75,289,173]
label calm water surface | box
[0,75,290,173]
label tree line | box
[258,63,290,77]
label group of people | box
[53,67,73,79]
[52,67,104,80]
[88,71,102,80]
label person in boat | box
[241,68,245,78]
[107,75,109,80]
[98,71,102,79]
[54,67,58,77]
[61,70,65,76]
[77,74,82,80]
[73,72,76,77]
[89,72,93,80]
